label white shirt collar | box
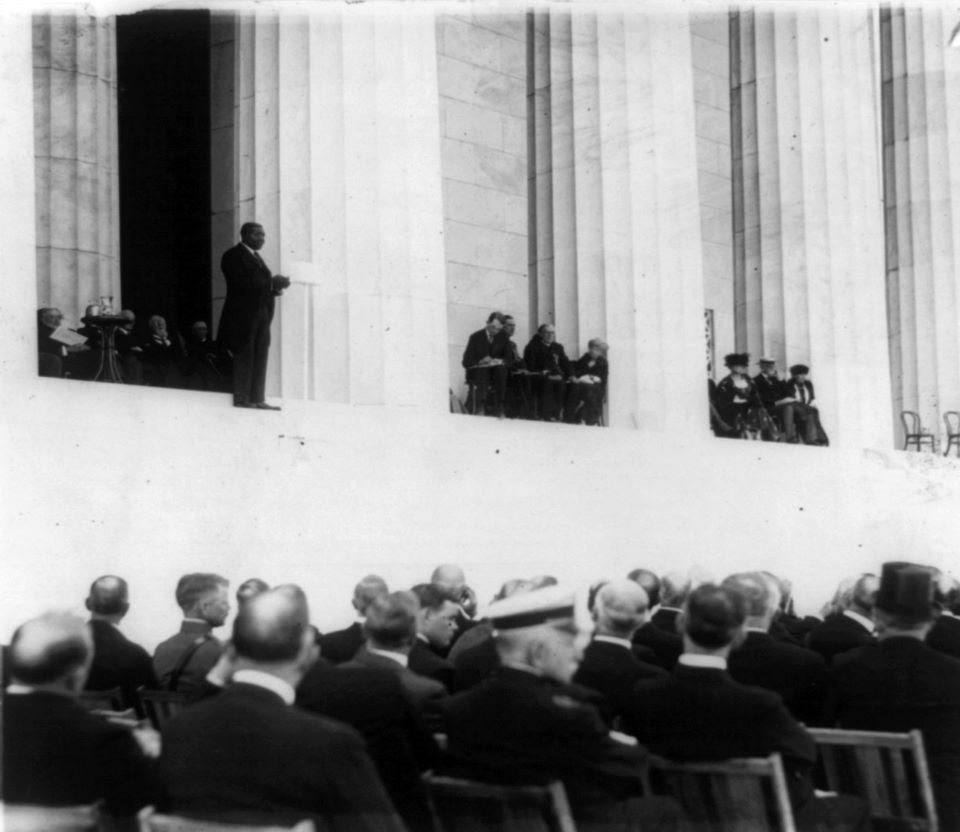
[594,635,633,650]
[241,242,259,257]
[679,654,727,670]
[843,609,874,633]
[745,626,769,634]
[183,617,209,625]
[416,633,430,645]
[367,647,409,667]
[232,669,295,705]
[500,659,543,676]
[6,684,34,695]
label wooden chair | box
[944,411,960,458]
[78,687,125,712]
[901,411,935,452]
[4,802,102,832]
[650,754,796,832]
[423,774,577,832]
[137,687,189,730]
[808,728,938,832]
[137,807,315,832]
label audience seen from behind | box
[8,557,960,831]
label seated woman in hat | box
[714,353,763,438]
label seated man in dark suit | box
[443,585,684,832]
[722,572,829,726]
[3,612,160,818]
[783,364,824,444]
[159,589,402,830]
[320,574,388,663]
[153,573,231,698]
[573,579,666,725]
[409,583,457,690]
[431,563,479,651]
[461,311,510,418]
[623,584,867,832]
[806,573,877,665]
[84,575,158,713]
[343,591,448,729]
[523,323,574,421]
[628,568,683,669]
[566,338,609,425]
[831,562,960,832]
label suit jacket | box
[727,631,829,726]
[806,612,874,665]
[409,638,455,691]
[650,607,682,635]
[523,336,572,377]
[784,378,816,406]
[319,621,365,664]
[86,619,158,712]
[344,646,448,728]
[624,664,817,810]
[574,354,609,385]
[443,666,651,823]
[3,691,160,814]
[461,328,510,369]
[217,243,278,353]
[296,659,440,832]
[753,372,787,408]
[632,621,683,670]
[160,681,402,830]
[831,637,960,830]
[447,618,492,662]
[152,620,223,699]
[572,638,667,725]
[926,614,960,660]
[451,632,500,692]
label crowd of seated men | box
[37,306,229,392]
[461,311,608,425]
[6,559,960,832]
[710,352,829,444]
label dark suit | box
[344,646,447,730]
[461,328,511,413]
[152,620,223,699]
[319,621,365,664]
[727,630,829,726]
[566,353,608,425]
[409,638,455,691]
[443,666,681,831]
[85,619,159,713]
[651,607,682,634]
[831,637,960,831]
[3,691,159,815]
[523,336,573,420]
[625,664,865,832]
[572,638,667,725]
[451,632,500,692]
[218,242,281,406]
[806,613,874,666]
[296,660,440,832]
[632,621,683,670]
[160,681,402,830]
[926,614,960,660]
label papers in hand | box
[50,326,87,347]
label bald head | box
[595,580,650,638]
[661,572,691,608]
[86,575,130,620]
[352,574,389,615]
[852,574,879,615]
[431,564,466,599]
[721,572,780,628]
[233,589,310,664]
[9,612,92,689]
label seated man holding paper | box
[37,307,89,378]
[461,311,510,418]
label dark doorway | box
[116,10,211,340]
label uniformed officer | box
[441,585,684,832]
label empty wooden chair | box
[901,411,935,452]
[4,802,102,832]
[137,687,189,730]
[423,774,576,832]
[650,754,795,832]
[137,807,316,832]
[944,411,960,458]
[78,687,125,713]
[808,727,938,832]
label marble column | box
[212,8,448,411]
[531,9,709,434]
[732,6,894,449]
[33,13,120,319]
[882,6,960,447]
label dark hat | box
[875,561,934,620]
[724,353,750,368]
[789,364,809,375]
[488,585,575,631]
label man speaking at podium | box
[218,222,290,410]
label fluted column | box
[214,8,448,410]
[882,6,960,446]
[531,9,709,434]
[32,13,119,317]
[732,7,893,449]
